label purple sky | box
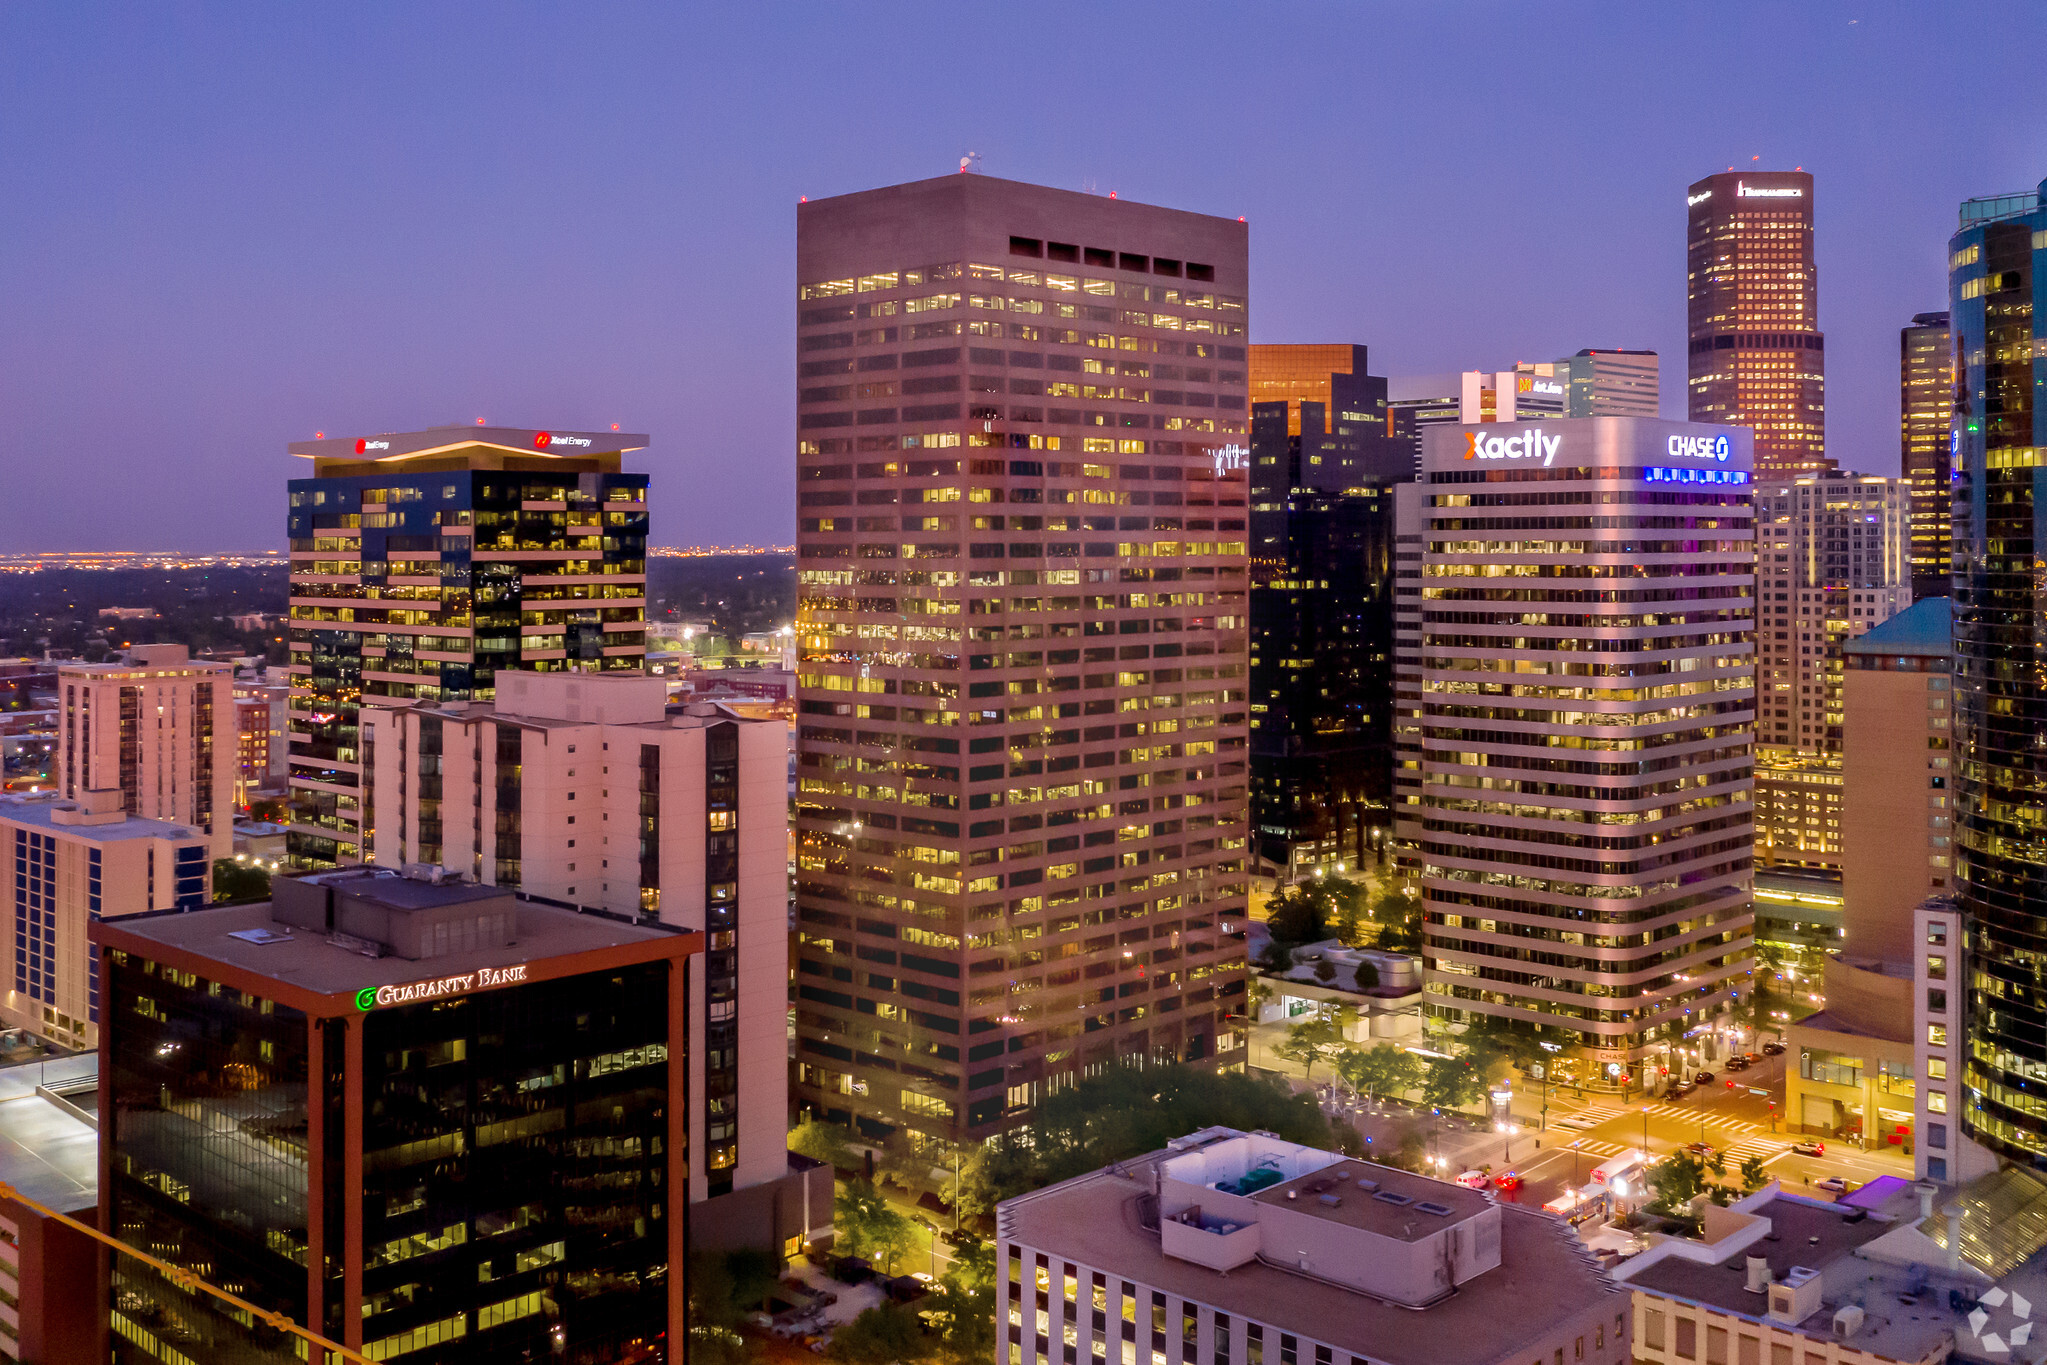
[5,3,2045,552]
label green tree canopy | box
[1420,1054,1485,1114]
[1265,888,1328,945]
[211,859,271,904]
[829,1302,935,1365]
[791,1116,859,1171]
[834,1180,915,1272]
[978,1062,1341,1205]
[1273,1005,1350,1082]
[1353,959,1380,991]
[1337,1042,1421,1100]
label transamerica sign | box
[354,963,529,1010]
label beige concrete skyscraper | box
[56,645,234,857]
[792,174,1252,1144]
[1408,416,1757,1071]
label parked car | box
[1815,1176,1852,1194]
[1762,1042,1786,1056]
[1791,1140,1825,1157]
[1725,1057,1751,1072]
[1742,1052,1763,1064]
[1554,1114,1598,1131]
[1668,1081,1696,1099]
[1693,1071,1715,1084]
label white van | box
[1586,1149,1647,1191]
[1454,1170,1489,1190]
[1542,1187,1597,1223]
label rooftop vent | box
[227,927,291,945]
[1414,1201,1454,1217]
[1318,1194,1342,1208]
[1372,1191,1413,1207]
[1355,1178,1380,1192]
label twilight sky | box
[5,3,2046,552]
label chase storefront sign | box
[355,963,530,1011]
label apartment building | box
[55,644,233,857]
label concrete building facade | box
[1752,476,1911,873]
[55,644,233,858]
[0,789,210,1051]
[359,674,793,1223]
[1406,416,1757,1066]
[792,174,1253,1145]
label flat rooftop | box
[1003,1154,1620,1365]
[0,796,198,843]
[99,897,682,1001]
[1249,1157,1491,1242]
[0,1064,98,1215]
[1622,1196,1956,1361]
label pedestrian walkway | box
[1722,1135,1785,1162]
[1639,1103,1763,1133]
[1558,1137,1629,1159]
[1548,1104,1625,1130]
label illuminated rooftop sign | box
[1666,433,1733,462]
[1645,467,1748,485]
[1465,428,1561,467]
[1738,181,1803,199]
[355,963,530,1011]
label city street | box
[1309,1047,1915,1216]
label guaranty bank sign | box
[355,963,529,1011]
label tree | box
[1369,887,1418,931]
[1255,938,1296,976]
[1738,1154,1769,1194]
[211,859,271,904]
[791,1116,859,1171]
[1645,1151,1710,1213]
[1337,1042,1421,1101]
[685,1251,758,1365]
[1265,887,1329,946]
[829,1302,934,1364]
[977,1062,1341,1205]
[1352,959,1380,991]
[834,1181,915,1272]
[927,1235,997,1365]
[1420,1054,1485,1114]
[1273,1007,1347,1082]
[1312,958,1336,983]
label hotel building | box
[1949,176,2047,1165]
[1407,417,1756,1065]
[998,1127,1628,1365]
[1246,344,1410,876]
[283,426,651,869]
[1751,475,1910,874]
[359,673,813,1247]
[792,174,1253,1144]
[97,869,698,1364]
[1900,311,1954,601]
[1685,170,1830,480]
[55,645,233,858]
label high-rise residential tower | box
[1686,170,1830,480]
[1900,310,1954,601]
[792,174,1252,1146]
[56,645,234,857]
[1751,476,1910,873]
[1949,177,2047,1165]
[1409,416,1756,1069]
[1247,345,1410,877]
[283,426,651,869]
[359,674,816,1246]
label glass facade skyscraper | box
[1950,178,2047,1166]
[1901,311,1954,602]
[283,427,651,869]
[1246,345,1411,876]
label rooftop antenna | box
[960,151,981,174]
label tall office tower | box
[1949,176,2047,1165]
[1388,483,1426,883]
[1685,169,1830,480]
[1246,346,1410,877]
[1901,310,1955,601]
[1751,476,1910,874]
[1413,417,1756,1068]
[0,787,209,1050]
[1247,343,1368,435]
[792,175,1253,1146]
[283,426,651,870]
[1559,348,1660,417]
[96,870,697,1364]
[55,645,233,857]
[359,673,814,1243]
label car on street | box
[1815,1176,1852,1194]
[1762,1043,1786,1056]
[1667,1081,1696,1099]
[1494,1171,1523,1192]
[1684,1142,1717,1159]
[1455,1170,1490,1190]
[1725,1057,1751,1072]
[1791,1140,1826,1156]
[1554,1114,1598,1131]
[1693,1071,1715,1084]
[1741,1052,1763,1064]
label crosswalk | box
[1638,1103,1764,1133]
[1722,1135,1786,1162]
[1558,1137,1629,1158]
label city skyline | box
[7,5,2047,553]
